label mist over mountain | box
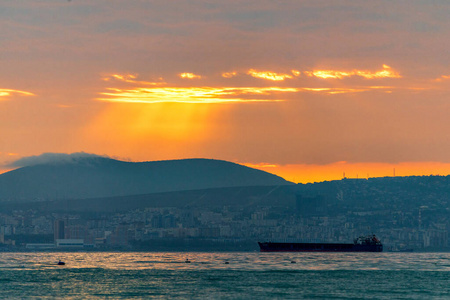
[0,155,293,201]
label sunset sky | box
[1,1,450,183]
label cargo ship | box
[258,235,383,252]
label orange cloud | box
[99,73,300,104]
[179,72,202,79]
[435,75,450,82]
[0,88,34,99]
[98,68,408,106]
[56,104,72,108]
[356,64,401,79]
[291,70,301,77]
[2,152,19,156]
[102,74,165,85]
[304,70,353,79]
[222,71,238,78]
[300,87,389,94]
[102,74,137,82]
[242,162,278,169]
[247,69,294,81]
[98,86,296,104]
[304,65,401,79]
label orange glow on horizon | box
[4,156,450,186]
[0,168,14,175]
[0,152,19,175]
[243,161,450,184]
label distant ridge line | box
[0,156,293,202]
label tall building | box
[54,219,65,241]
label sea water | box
[0,252,449,299]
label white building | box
[55,239,84,248]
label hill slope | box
[0,185,296,213]
[0,157,293,201]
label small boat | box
[57,260,65,265]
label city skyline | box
[1,1,450,183]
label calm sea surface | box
[0,252,449,299]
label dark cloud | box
[9,152,109,168]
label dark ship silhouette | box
[258,235,383,252]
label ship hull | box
[258,242,383,252]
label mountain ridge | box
[0,156,293,201]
